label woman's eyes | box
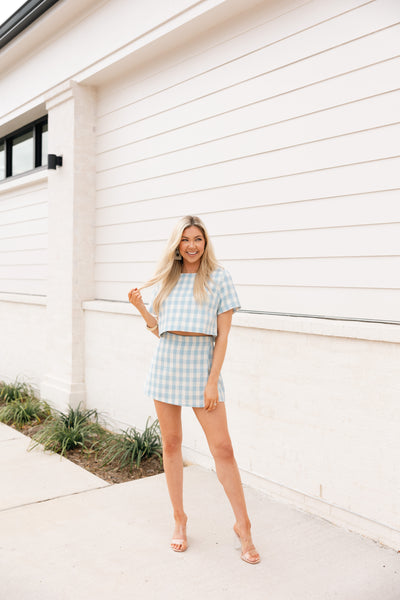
[181,238,203,242]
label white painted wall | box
[0,296,46,385]
[185,322,400,545]
[0,0,208,123]
[94,0,400,322]
[0,174,48,295]
[0,0,399,551]
[0,173,48,389]
[83,304,400,549]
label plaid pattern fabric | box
[149,268,240,337]
[144,333,225,407]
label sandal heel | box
[233,531,241,550]
[233,526,261,565]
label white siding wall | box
[94,0,400,321]
[0,299,46,385]
[0,177,48,296]
[0,0,399,549]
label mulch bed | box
[10,421,164,485]
[65,447,164,484]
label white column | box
[41,81,96,410]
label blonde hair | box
[140,215,219,315]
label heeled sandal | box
[234,527,260,564]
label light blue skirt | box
[145,332,225,407]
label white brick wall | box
[0,297,46,385]
[82,304,400,549]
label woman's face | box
[179,226,206,271]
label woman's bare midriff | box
[169,330,212,337]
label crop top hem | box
[162,330,215,337]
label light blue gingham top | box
[148,267,240,337]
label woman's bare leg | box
[154,400,187,551]
[193,403,260,562]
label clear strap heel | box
[233,531,242,550]
[233,527,261,565]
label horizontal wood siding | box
[94,0,400,321]
[0,182,48,295]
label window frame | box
[1,115,48,180]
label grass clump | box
[0,378,51,429]
[0,378,37,406]
[0,396,51,429]
[97,417,162,471]
[29,404,105,456]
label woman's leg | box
[154,399,187,551]
[193,403,260,563]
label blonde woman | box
[128,215,260,565]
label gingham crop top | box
[148,267,240,337]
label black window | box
[0,141,4,180]
[41,121,48,166]
[0,116,48,180]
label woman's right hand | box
[128,287,145,310]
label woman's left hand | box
[204,381,219,412]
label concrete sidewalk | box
[0,422,399,600]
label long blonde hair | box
[140,215,219,315]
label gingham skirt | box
[144,332,225,407]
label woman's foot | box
[233,523,260,564]
[171,515,188,552]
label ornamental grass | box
[0,378,37,405]
[0,395,52,429]
[96,417,163,471]
[29,404,105,456]
[0,378,51,428]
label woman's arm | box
[204,309,233,411]
[128,287,159,338]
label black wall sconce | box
[48,154,63,169]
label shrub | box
[29,404,105,456]
[96,417,162,470]
[0,378,37,405]
[0,396,52,429]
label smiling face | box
[179,225,206,272]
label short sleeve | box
[217,269,241,315]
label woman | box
[128,215,260,565]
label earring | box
[175,248,182,261]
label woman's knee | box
[162,433,182,455]
[211,440,234,462]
